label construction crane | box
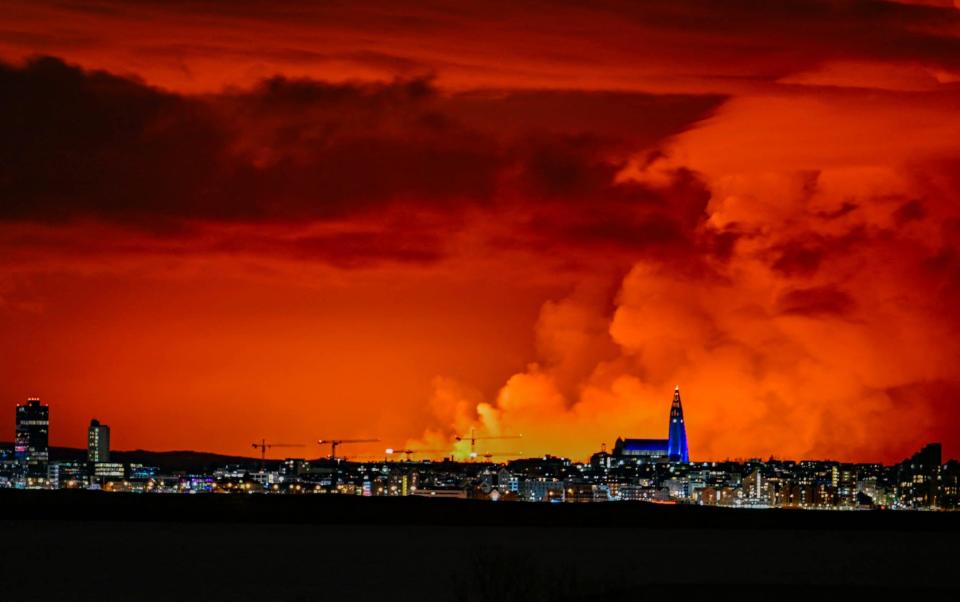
[385,448,445,461]
[250,439,304,468]
[455,428,522,456]
[317,438,379,461]
[472,451,522,462]
[344,454,384,462]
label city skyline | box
[3,387,951,466]
[2,1,960,465]
[4,4,960,600]
[3,392,954,510]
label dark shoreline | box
[3,488,957,531]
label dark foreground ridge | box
[3,490,958,601]
[3,488,959,531]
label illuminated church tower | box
[666,385,689,462]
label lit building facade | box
[2,395,955,510]
[93,463,125,479]
[897,442,941,508]
[15,398,49,479]
[667,386,689,463]
[613,438,668,458]
[614,386,690,463]
[87,419,110,463]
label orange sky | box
[1,0,959,463]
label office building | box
[93,462,125,479]
[897,442,941,508]
[15,398,49,478]
[88,419,110,463]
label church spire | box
[667,385,689,462]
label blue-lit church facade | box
[613,386,689,463]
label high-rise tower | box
[666,385,689,462]
[15,398,49,477]
[88,418,110,463]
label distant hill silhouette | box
[0,443,294,472]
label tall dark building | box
[15,398,49,477]
[88,419,110,463]
[897,442,941,508]
[666,386,689,463]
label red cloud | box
[2,1,960,462]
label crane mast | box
[455,428,522,456]
[317,438,380,461]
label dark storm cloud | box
[893,199,926,224]
[0,58,495,223]
[48,0,960,76]
[776,285,858,316]
[768,229,870,278]
[488,163,715,270]
[0,56,229,222]
[133,43,432,75]
[0,56,725,264]
[604,0,960,72]
[219,229,449,268]
[771,243,825,278]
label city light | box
[1,393,955,510]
